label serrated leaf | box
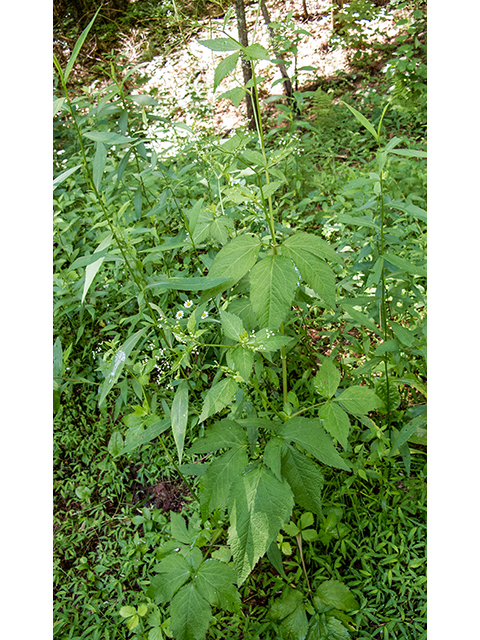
[269,586,308,640]
[281,446,324,517]
[169,582,212,640]
[244,43,271,60]
[200,447,248,516]
[334,386,383,416]
[198,377,239,423]
[227,465,294,585]
[220,310,245,341]
[315,580,359,611]
[262,180,284,198]
[283,232,343,265]
[278,417,350,471]
[241,149,266,167]
[214,52,240,91]
[152,553,191,602]
[281,246,336,308]
[314,360,341,398]
[250,255,298,330]
[307,615,351,640]
[145,275,231,292]
[227,345,254,382]
[172,380,189,463]
[170,512,193,544]
[317,402,351,450]
[198,37,242,51]
[195,559,241,612]
[189,419,248,454]
[263,437,284,480]
[218,87,246,107]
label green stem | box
[296,533,312,595]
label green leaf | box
[172,380,189,464]
[263,437,284,480]
[195,559,241,612]
[280,445,324,517]
[262,180,285,198]
[227,345,254,382]
[53,164,82,190]
[83,131,132,144]
[227,465,294,585]
[198,37,242,51]
[241,149,267,168]
[92,142,107,191]
[220,310,246,341]
[389,321,416,347]
[341,100,379,142]
[248,328,293,353]
[170,512,193,545]
[385,200,427,223]
[107,431,124,456]
[64,8,100,82]
[341,303,382,337]
[267,540,287,579]
[384,252,427,277]
[389,148,427,159]
[282,232,343,265]
[117,415,170,456]
[281,245,336,308]
[218,87,246,107]
[198,378,239,423]
[214,52,240,91]
[307,615,351,640]
[334,386,383,416]
[277,417,350,471]
[153,554,191,597]
[145,275,231,292]
[269,586,308,640]
[82,234,112,303]
[244,43,271,60]
[189,419,248,453]
[200,447,248,516]
[317,402,351,450]
[98,327,148,407]
[250,255,298,330]
[53,97,65,116]
[169,582,212,640]
[119,606,137,618]
[389,414,427,456]
[315,579,359,611]
[314,360,341,398]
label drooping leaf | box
[172,380,189,463]
[227,465,294,585]
[214,52,240,91]
[200,447,248,517]
[198,378,239,423]
[195,559,241,612]
[244,43,271,60]
[340,100,379,142]
[82,234,112,303]
[117,415,170,456]
[314,360,341,399]
[281,445,324,518]
[217,87,246,107]
[227,345,254,382]
[383,252,427,277]
[277,417,350,472]
[145,275,231,292]
[83,131,132,144]
[281,246,336,308]
[389,320,416,347]
[317,402,351,450]
[53,164,82,190]
[169,582,212,640]
[250,255,298,330]
[389,413,427,456]
[334,386,383,416]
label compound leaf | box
[195,559,241,612]
[169,582,212,640]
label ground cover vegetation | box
[53,1,426,638]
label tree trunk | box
[260,0,293,100]
[234,0,259,130]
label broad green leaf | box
[169,582,212,640]
[152,553,192,602]
[341,100,379,142]
[384,252,427,277]
[282,231,343,265]
[53,164,82,190]
[148,628,164,640]
[341,303,382,337]
[241,149,266,168]
[315,579,359,611]
[64,8,100,82]
[207,216,234,244]
[317,402,351,450]
[244,43,270,60]
[200,447,248,516]
[189,419,248,454]
[389,413,427,456]
[278,417,350,471]
[307,615,351,640]
[250,255,298,330]
[198,378,239,423]
[53,97,65,116]
[247,328,293,353]
[203,233,261,300]
[334,386,383,416]
[145,275,231,292]
[98,327,148,407]
[107,431,124,456]
[198,37,242,51]
[314,360,341,398]
[218,87,246,107]
[195,559,241,612]
[119,606,136,618]
[267,540,287,579]
[214,52,240,91]
[172,380,189,463]
[220,310,246,341]
[83,131,132,144]
[281,245,336,308]
[263,437,284,480]
[269,586,308,640]
[281,445,324,517]
[92,142,107,191]
[262,180,285,198]
[82,234,112,303]
[117,416,170,456]
[227,345,254,382]
[170,512,193,545]
[227,465,294,585]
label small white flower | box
[184,300,193,309]
[176,310,184,320]
[201,311,209,319]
